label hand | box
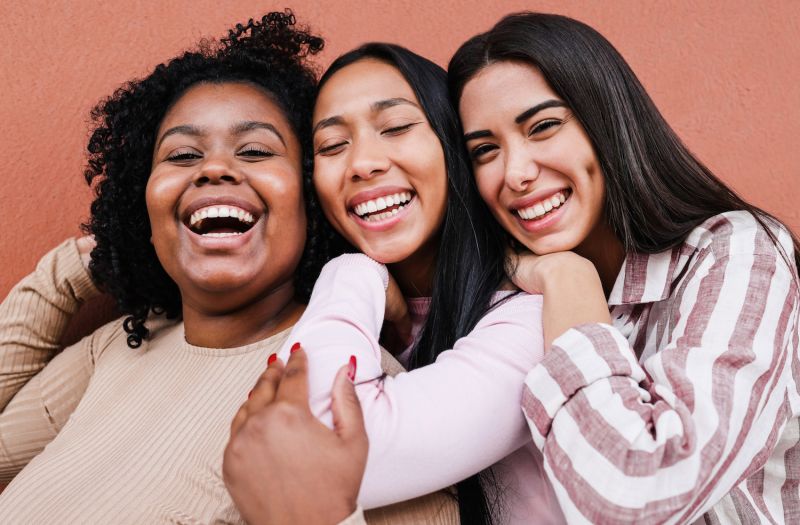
[505,248,592,295]
[223,347,368,525]
[506,248,610,347]
[75,235,96,272]
[383,274,412,349]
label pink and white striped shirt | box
[522,211,800,524]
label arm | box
[522,240,799,522]
[281,254,545,508]
[0,238,99,409]
[0,238,101,480]
[0,329,100,481]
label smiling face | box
[459,61,607,256]
[312,59,448,264]
[147,82,306,313]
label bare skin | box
[224,348,367,525]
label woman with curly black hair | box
[0,11,343,523]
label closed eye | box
[238,146,275,159]
[382,122,421,136]
[316,141,348,156]
[167,151,202,162]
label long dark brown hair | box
[449,12,799,272]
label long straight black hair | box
[449,12,800,272]
[318,43,508,524]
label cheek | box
[313,165,346,218]
[474,169,504,214]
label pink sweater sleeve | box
[281,254,545,508]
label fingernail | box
[267,353,277,366]
[247,390,253,399]
[347,355,357,381]
[290,342,301,353]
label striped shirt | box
[522,211,800,524]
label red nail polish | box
[267,353,277,365]
[290,342,301,353]
[347,355,357,381]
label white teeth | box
[202,231,243,238]
[515,191,569,221]
[354,192,412,218]
[189,205,257,228]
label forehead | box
[159,82,294,135]
[459,61,558,124]
[315,59,419,117]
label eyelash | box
[167,151,201,162]
[238,146,273,157]
[316,122,421,156]
[528,119,561,136]
[470,118,564,161]
[383,122,419,135]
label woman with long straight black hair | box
[225,43,563,525]
[448,12,800,524]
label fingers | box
[331,357,367,448]
[274,344,311,407]
[248,357,285,411]
[230,356,285,436]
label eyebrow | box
[231,121,286,147]
[157,121,286,149]
[312,97,420,136]
[157,125,203,149]
[462,99,568,142]
[371,97,419,112]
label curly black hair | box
[83,10,339,348]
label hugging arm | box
[280,254,545,508]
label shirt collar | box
[607,247,682,306]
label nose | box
[349,135,390,182]
[193,154,241,186]
[504,145,540,193]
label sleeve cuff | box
[522,323,645,446]
[325,253,389,290]
[59,238,102,302]
[338,506,366,525]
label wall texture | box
[1,0,798,298]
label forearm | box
[524,251,799,523]
[540,257,610,348]
[0,239,99,408]
[355,294,545,508]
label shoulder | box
[686,211,795,262]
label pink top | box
[278,254,564,523]
[522,211,800,524]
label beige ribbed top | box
[0,240,293,523]
[0,240,459,524]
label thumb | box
[331,360,367,446]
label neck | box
[388,235,440,298]
[574,221,626,298]
[181,281,304,348]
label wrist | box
[539,253,596,294]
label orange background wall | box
[1,0,799,298]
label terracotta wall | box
[1,0,798,298]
